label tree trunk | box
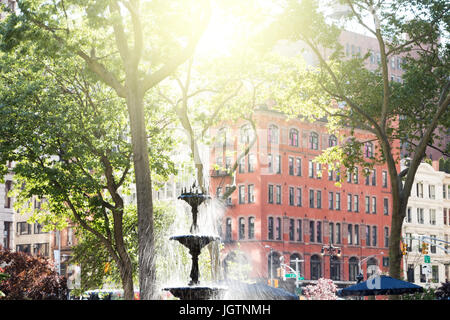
[127,86,156,300]
[117,256,135,300]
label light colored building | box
[402,161,450,288]
[0,163,14,251]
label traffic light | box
[273,279,279,288]
[421,242,429,254]
[276,267,282,277]
[401,242,408,255]
[267,279,279,287]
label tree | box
[0,248,68,300]
[0,0,211,299]
[435,280,450,300]
[260,0,449,284]
[0,48,175,299]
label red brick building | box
[210,107,398,288]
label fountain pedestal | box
[163,186,227,300]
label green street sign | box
[299,277,304,280]
[424,255,430,263]
[285,273,297,278]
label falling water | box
[154,193,227,299]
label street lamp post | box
[321,243,341,279]
[265,245,274,286]
[357,252,384,282]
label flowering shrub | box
[0,248,68,300]
[303,278,338,300]
[0,267,8,298]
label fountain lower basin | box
[163,285,227,300]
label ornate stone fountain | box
[163,183,226,300]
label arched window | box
[225,218,232,241]
[309,132,319,150]
[310,255,322,280]
[289,128,299,147]
[238,217,245,240]
[330,256,341,281]
[217,127,228,146]
[268,125,279,144]
[240,124,253,144]
[268,217,274,240]
[349,257,359,281]
[328,135,338,147]
[367,258,378,278]
[364,142,374,158]
[268,251,281,279]
[248,217,255,239]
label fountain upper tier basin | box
[178,192,211,208]
[170,234,220,251]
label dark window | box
[268,217,274,240]
[248,154,256,172]
[309,221,315,242]
[365,142,374,158]
[335,192,341,210]
[239,185,245,204]
[384,198,389,215]
[354,195,359,212]
[34,223,47,234]
[382,171,388,188]
[366,225,371,246]
[316,190,322,209]
[248,184,255,203]
[329,222,334,244]
[289,129,299,147]
[330,256,341,281]
[348,224,353,245]
[384,227,389,248]
[316,221,322,243]
[239,217,245,240]
[297,219,302,241]
[310,132,319,150]
[335,223,341,244]
[310,255,322,280]
[296,158,302,176]
[349,257,359,281]
[289,219,295,241]
[308,160,314,178]
[328,192,334,210]
[276,217,282,240]
[17,222,31,235]
[296,188,302,207]
[248,217,255,239]
[4,180,12,208]
[289,157,294,175]
[309,189,315,208]
[276,185,282,204]
[329,135,337,147]
[226,218,232,241]
[268,185,274,204]
[289,187,294,206]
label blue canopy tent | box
[337,275,424,297]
